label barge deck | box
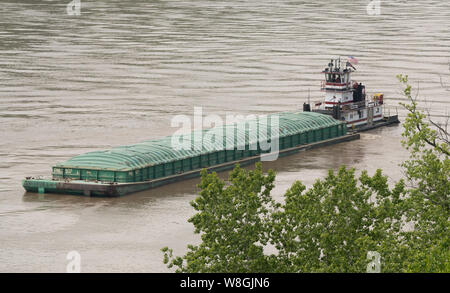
[23,133,360,197]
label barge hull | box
[23,133,360,197]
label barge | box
[22,57,399,197]
[23,111,354,197]
[23,131,359,197]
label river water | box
[0,0,449,272]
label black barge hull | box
[23,133,360,197]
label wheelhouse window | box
[326,74,332,82]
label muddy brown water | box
[0,0,449,272]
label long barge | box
[22,57,399,197]
[23,111,354,197]
[23,131,360,197]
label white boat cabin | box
[317,58,384,127]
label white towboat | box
[304,57,399,130]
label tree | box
[162,76,449,272]
[162,164,277,273]
[397,74,449,272]
[163,164,410,273]
[270,167,407,272]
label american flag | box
[348,56,359,64]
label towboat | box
[22,57,399,197]
[303,57,399,131]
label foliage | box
[162,164,277,273]
[397,75,449,212]
[270,167,407,272]
[162,76,449,272]
[396,74,449,271]
[163,164,412,272]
